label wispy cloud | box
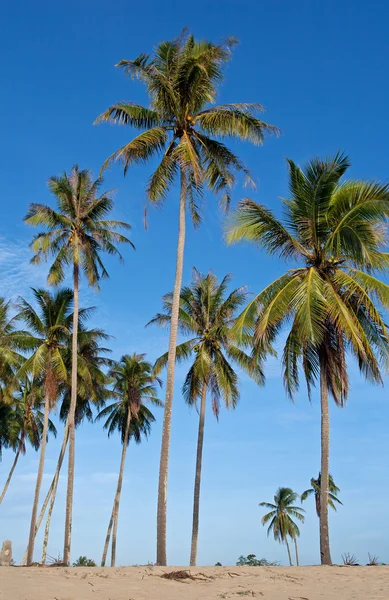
[0,237,48,301]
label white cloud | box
[0,237,48,301]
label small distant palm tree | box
[228,153,389,564]
[301,473,342,517]
[72,555,97,567]
[96,354,162,567]
[24,166,133,564]
[17,288,73,564]
[149,269,264,566]
[0,377,57,504]
[259,487,305,566]
[96,31,279,565]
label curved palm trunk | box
[189,384,207,566]
[0,446,21,504]
[41,422,69,564]
[101,408,132,567]
[156,168,187,566]
[319,357,332,565]
[26,391,51,565]
[285,537,293,566]
[101,509,115,567]
[294,538,300,566]
[63,264,79,565]
[110,409,131,567]
[21,422,69,565]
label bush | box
[72,556,97,567]
[236,554,279,567]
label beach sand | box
[1,565,388,599]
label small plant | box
[72,556,97,567]
[367,553,380,566]
[215,562,222,566]
[236,554,279,567]
[342,553,359,566]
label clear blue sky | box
[1,0,388,566]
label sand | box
[1,565,388,599]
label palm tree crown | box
[96,31,279,217]
[97,353,163,444]
[301,473,342,517]
[228,152,389,400]
[24,166,133,288]
[150,269,264,413]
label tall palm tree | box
[259,487,305,566]
[149,269,264,566]
[227,152,389,564]
[96,31,279,565]
[301,473,342,517]
[16,288,73,564]
[41,326,113,564]
[0,377,57,505]
[96,353,162,567]
[24,166,133,564]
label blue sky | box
[1,0,389,566]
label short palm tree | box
[16,288,73,564]
[149,269,264,566]
[96,31,279,564]
[259,487,305,566]
[0,377,57,504]
[40,326,113,564]
[96,354,162,567]
[24,166,133,564]
[301,473,342,517]
[228,152,389,564]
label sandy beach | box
[1,565,388,600]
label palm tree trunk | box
[294,537,300,566]
[26,391,51,565]
[0,446,21,504]
[319,355,332,565]
[41,422,69,564]
[110,409,131,567]
[189,384,207,567]
[21,422,69,565]
[101,509,115,567]
[156,167,187,566]
[285,537,293,566]
[63,263,79,565]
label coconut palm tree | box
[227,152,389,564]
[259,487,305,566]
[0,377,57,505]
[95,31,279,564]
[0,298,28,400]
[301,473,342,517]
[16,288,73,564]
[24,166,133,564]
[40,326,113,564]
[96,354,162,567]
[149,269,264,566]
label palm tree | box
[19,326,113,566]
[0,377,57,505]
[301,473,342,517]
[259,487,305,566]
[95,31,279,564]
[0,298,28,400]
[41,326,113,564]
[227,152,389,564]
[16,288,73,565]
[96,354,162,567]
[149,269,264,566]
[24,166,133,564]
